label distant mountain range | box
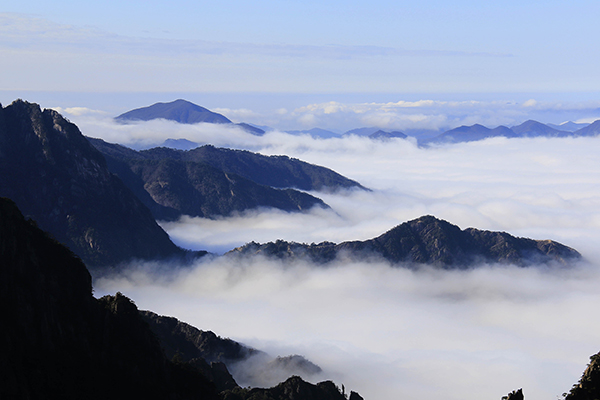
[424,119,599,144]
[114,100,600,145]
[229,215,581,268]
[284,120,598,144]
[115,99,265,135]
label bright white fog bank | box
[96,135,600,400]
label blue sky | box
[2,1,600,129]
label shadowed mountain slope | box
[0,197,221,400]
[0,197,361,400]
[229,215,581,268]
[89,139,329,220]
[172,145,366,192]
[0,100,186,267]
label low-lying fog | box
[94,123,600,400]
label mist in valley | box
[92,119,600,400]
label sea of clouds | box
[82,115,600,400]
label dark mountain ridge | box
[229,215,581,268]
[0,197,221,400]
[0,196,361,399]
[89,138,334,220]
[0,100,187,267]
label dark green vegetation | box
[89,139,365,220]
[0,196,360,399]
[229,215,581,268]
[0,100,188,267]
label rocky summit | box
[0,100,187,267]
[229,215,581,268]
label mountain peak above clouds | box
[547,121,590,132]
[115,99,265,135]
[115,99,232,124]
[573,119,600,136]
[511,119,569,137]
[229,215,581,268]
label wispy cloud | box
[0,13,511,60]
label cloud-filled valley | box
[93,121,600,400]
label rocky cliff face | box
[0,197,362,400]
[0,197,220,399]
[564,353,600,400]
[0,100,187,267]
[229,215,581,268]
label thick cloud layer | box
[94,129,600,400]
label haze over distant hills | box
[423,119,599,144]
[115,99,265,135]
[116,99,233,124]
[113,99,600,146]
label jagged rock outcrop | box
[223,376,347,400]
[1,197,360,400]
[502,388,524,400]
[0,100,189,267]
[140,310,260,363]
[141,311,324,389]
[229,215,581,268]
[565,353,600,400]
[89,138,366,220]
[0,197,220,400]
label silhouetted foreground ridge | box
[0,197,360,400]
